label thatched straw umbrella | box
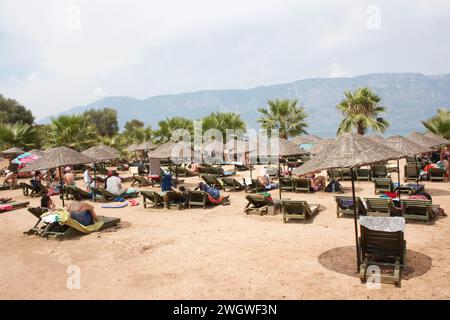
[367,134,385,144]
[202,140,225,164]
[309,138,334,155]
[21,146,95,206]
[295,133,403,272]
[424,132,450,146]
[128,141,157,152]
[147,141,193,186]
[407,132,441,148]
[291,134,322,145]
[1,147,25,156]
[97,144,120,157]
[381,135,431,187]
[28,149,46,157]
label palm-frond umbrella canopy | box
[82,146,118,162]
[147,141,193,160]
[424,132,450,145]
[21,147,95,206]
[21,146,95,172]
[367,134,385,144]
[382,135,431,156]
[1,147,25,156]
[291,134,322,145]
[309,138,334,155]
[294,133,403,273]
[97,144,120,157]
[407,132,441,148]
[28,149,46,157]
[274,138,309,157]
[128,141,157,152]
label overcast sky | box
[1,0,450,120]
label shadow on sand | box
[318,245,432,280]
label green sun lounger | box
[404,165,419,182]
[141,191,165,208]
[0,200,30,213]
[200,174,223,190]
[281,200,319,223]
[364,198,393,217]
[373,178,394,194]
[335,196,366,218]
[429,168,445,182]
[91,187,139,202]
[279,177,294,192]
[244,194,271,215]
[221,177,245,191]
[400,199,439,222]
[294,178,311,193]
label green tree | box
[422,108,450,139]
[122,119,153,144]
[201,112,246,139]
[0,122,37,150]
[257,99,308,139]
[336,87,389,136]
[0,95,35,125]
[83,108,119,137]
[44,115,97,151]
[154,117,193,143]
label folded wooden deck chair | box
[141,191,165,208]
[429,168,445,182]
[92,187,139,202]
[200,174,223,190]
[221,177,245,191]
[371,164,388,178]
[364,198,393,217]
[65,185,92,200]
[281,200,319,223]
[327,168,343,181]
[131,175,152,187]
[400,199,439,222]
[335,196,366,218]
[177,166,198,177]
[25,208,121,240]
[373,178,394,194]
[0,200,30,213]
[293,177,312,193]
[279,177,294,192]
[404,165,419,182]
[244,194,271,215]
[356,168,371,181]
[359,216,406,287]
[187,191,229,209]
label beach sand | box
[1,159,449,299]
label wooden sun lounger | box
[244,179,266,193]
[364,198,393,217]
[359,224,406,287]
[187,191,228,209]
[141,191,164,208]
[281,200,319,223]
[404,165,419,182]
[335,196,366,218]
[91,187,139,202]
[400,199,439,222]
[371,164,388,178]
[293,178,312,193]
[356,168,371,181]
[0,184,22,191]
[244,194,271,215]
[131,175,153,187]
[65,185,92,200]
[0,201,30,213]
[200,174,223,190]
[221,177,245,191]
[429,168,445,182]
[279,177,294,192]
[373,178,394,194]
[20,182,47,197]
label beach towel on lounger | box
[41,209,104,233]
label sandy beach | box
[1,160,449,300]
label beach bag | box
[325,179,343,193]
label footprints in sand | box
[109,239,175,259]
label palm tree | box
[422,108,450,139]
[122,125,153,145]
[0,122,37,150]
[201,112,246,139]
[154,117,193,143]
[336,87,389,135]
[44,115,97,151]
[257,99,308,139]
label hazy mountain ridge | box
[39,73,450,137]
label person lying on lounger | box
[197,182,221,199]
[256,168,278,190]
[163,185,190,209]
[299,171,326,191]
[2,169,17,186]
[66,193,99,226]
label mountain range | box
[39,73,450,137]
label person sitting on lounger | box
[303,171,326,191]
[256,168,278,190]
[197,182,221,199]
[3,169,17,186]
[106,171,128,196]
[63,167,76,186]
[66,193,99,225]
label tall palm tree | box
[154,117,193,143]
[0,122,37,150]
[422,108,450,139]
[257,99,308,139]
[122,125,153,145]
[201,112,246,139]
[336,87,389,136]
[44,115,97,151]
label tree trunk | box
[357,122,365,135]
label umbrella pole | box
[397,158,401,200]
[351,168,360,273]
[93,163,97,202]
[59,166,65,207]
[415,155,419,185]
[278,158,282,200]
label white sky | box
[1,0,450,120]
